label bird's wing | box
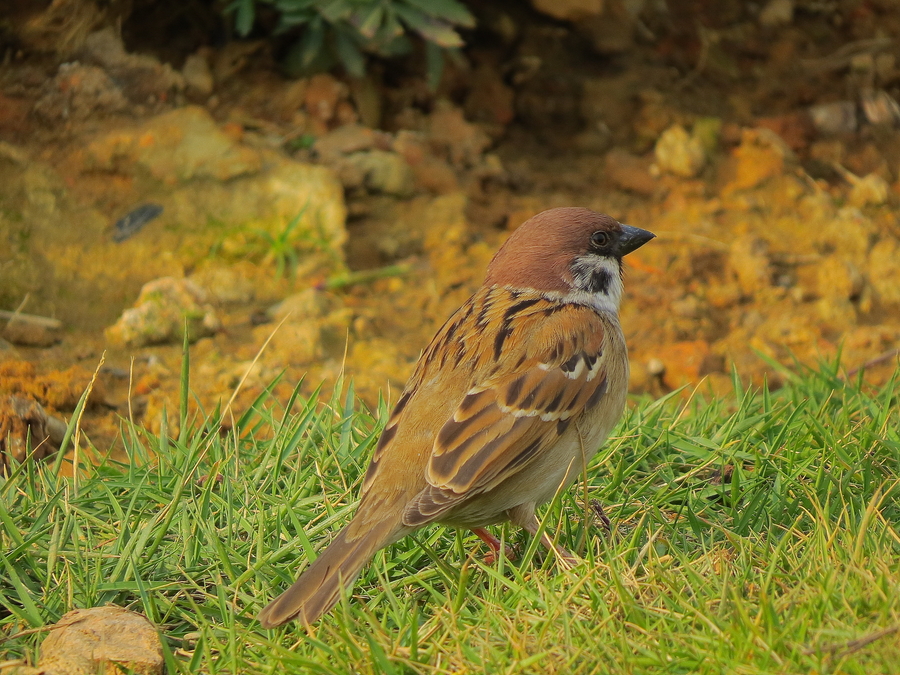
[396,290,617,526]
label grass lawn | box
[2,360,899,674]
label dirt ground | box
[1,0,899,459]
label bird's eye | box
[590,231,611,249]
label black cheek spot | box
[589,269,611,295]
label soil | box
[1,0,899,460]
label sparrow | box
[258,207,655,628]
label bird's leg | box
[470,527,518,564]
[522,516,579,569]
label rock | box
[314,123,383,161]
[860,90,900,126]
[759,0,794,27]
[604,148,657,195]
[0,395,65,470]
[37,607,163,675]
[722,128,794,193]
[182,52,214,97]
[868,238,900,305]
[190,262,255,304]
[848,173,890,207]
[809,101,857,135]
[427,101,492,168]
[531,0,604,21]
[304,74,349,128]
[343,150,415,197]
[729,236,772,296]
[32,63,129,122]
[106,277,221,347]
[81,28,184,103]
[654,124,706,178]
[257,289,351,363]
[83,106,262,181]
[0,311,62,347]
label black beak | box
[616,224,656,256]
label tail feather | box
[258,518,394,628]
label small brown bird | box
[258,207,655,628]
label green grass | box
[2,362,899,674]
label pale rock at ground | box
[314,123,384,160]
[106,277,221,347]
[33,63,129,122]
[81,28,184,102]
[190,261,255,304]
[183,52,214,97]
[305,73,349,129]
[83,105,261,181]
[343,150,415,197]
[37,607,163,675]
[427,102,492,168]
[654,124,706,178]
[0,395,65,470]
[257,288,351,364]
[759,0,794,27]
[848,173,889,207]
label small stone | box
[848,173,889,207]
[32,63,129,122]
[106,277,221,347]
[759,0,794,27]
[0,395,64,470]
[304,73,348,126]
[182,52,214,96]
[427,101,492,168]
[809,101,857,135]
[343,150,415,197]
[654,124,706,178]
[313,123,381,161]
[860,90,900,126]
[37,607,163,675]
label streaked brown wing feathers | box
[399,290,611,525]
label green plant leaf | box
[335,27,366,77]
[425,41,444,91]
[231,0,256,36]
[353,4,385,39]
[393,5,464,48]
[403,0,475,28]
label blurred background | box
[1,0,899,456]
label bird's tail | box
[258,517,395,628]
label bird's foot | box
[471,527,519,563]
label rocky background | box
[1,0,900,463]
